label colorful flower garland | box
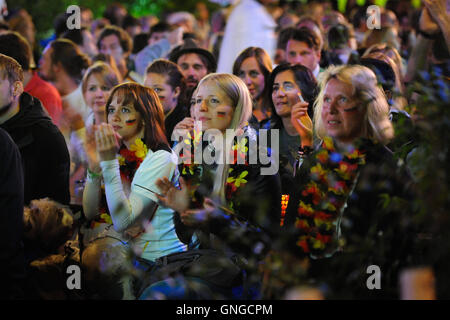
[117,138,148,185]
[178,129,251,212]
[295,136,368,258]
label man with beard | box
[169,42,217,90]
[0,54,70,205]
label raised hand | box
[168,27,184,47]
[291,100,313,145]
[174,117,195,131]
[95,123,121,162]
[419,5,440,35]
[424,0,449,25]
[85,124,100,173]
[155,176,190,214]
[180,197,216,227]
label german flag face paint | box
[194,82,235,133]
[125,119,137,126]
[107,95,143,142]
[216,111,227,118]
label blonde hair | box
[314,65,394,145]
[195,73,253,203]
[363,43,405,91]
[361,50,407,110]
[81,61,120,96]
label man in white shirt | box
[217,0,277,74]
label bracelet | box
[297,145,313,158]
[87,168,102,179]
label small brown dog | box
[23,198,81,299]
[23,198,74,253]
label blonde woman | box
[140,73,282,299]
[362,45,407,110]
[286,65,416,299]
[82,61,120,126]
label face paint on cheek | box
[216,111,227,118]
[343,106,359,113]
[125,119,137,126]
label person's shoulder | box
[152,143,172,154]
[144,144,177,165]
[0,127,15,149]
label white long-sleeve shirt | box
[99,148,187,262]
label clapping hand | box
[155,177,218,227]
[95,123,122,162]
[174,117,195,132]
[180,198,217,227]
[155,176,190,214]
[85,124,101,173]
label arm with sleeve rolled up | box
[424,0,450,52]
[134,28,183,75]
[405,7,440,83]
[134,39,171,76]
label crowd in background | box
[0,0,449,300]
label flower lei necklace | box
[117,138,148,185]
[91,138,148,228]
[179,129,250,212]
[295,136,368,258]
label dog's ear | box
[58,208,74,229]
[23,207,32,233]
[23,207,40,239]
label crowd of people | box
[0,0,449,300]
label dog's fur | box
[23,198,74,253]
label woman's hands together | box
[94,123,122,163]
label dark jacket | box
[0,128,26,299]
[165,103,189,146]
[283,140,419,299]
[0,93,70,205]
[176,127,282,256]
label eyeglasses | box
[272,82,298,93]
